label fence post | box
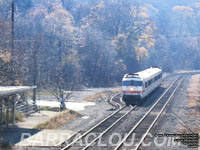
[6,98,9,128]
[0,98,3,128]
[12,95,16,126]
[25,92,28,118]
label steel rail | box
[56,130,80,147]
[134,77,184,150]
[110,93,122,108]
[61,94,125,150]
[82,105,136,150]
[114,76,182,150]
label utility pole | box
[33,41,38,109]
[58,41,62,66]
[11,1,15,84]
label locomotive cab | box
[122,67,162,104]
[122,74,144,102]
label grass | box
[27,90,54,99]
[15,111,25,122]
[0,142,12,150]
[34,110,80,129]
[2,110,25,124]
[84,92,109,102]
[84,88,121,102]
[39,106,60,112]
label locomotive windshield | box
[123,80,143,86]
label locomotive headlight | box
[130,87,134,91]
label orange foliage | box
[172,6,194,16]
[0,50,11,63]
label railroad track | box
[110,93,125,109]
[108,94,123,110]
[114,76,184,150]
[61,94,136,150]
[60,76,183,150]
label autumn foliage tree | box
[1,0,200,88]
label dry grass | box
[2,111,25,124]
[178,74,200,134]
[111,88,121,93]
[178,125,189,134]
[84,88,121,102]
[187,74,200,114]
[186,109,200,116]
[39,106,60,112]
[15,111,25,122]
[34,110,80,129]
[178,125,200,134]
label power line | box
[1,33,200,45]
[153,34,200,38]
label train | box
[122,67,162,104]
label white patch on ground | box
[16,130,76,146]
[16,111,60,129]
[81,116,90,119]
[35,100,95,112]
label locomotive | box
[122,67,162,104]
